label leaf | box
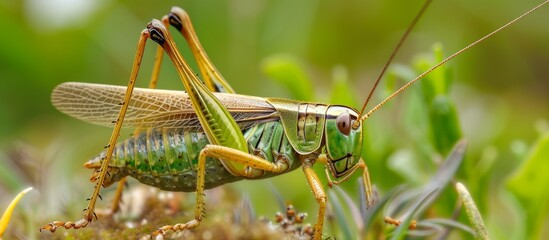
[415,43,453,104]
[0,187,33,238]
[328,190,352,240]
[390,187,438,240]
[413,44,461,154]
[362,184,400,237]
[420,218,474,235]
[507,131,549,239]
[329,65,358,107]
[333,185,363,230]
[428,140,466,191]
[267,183,288,213]
[428,95,462,155]
[261,54,315,101]
[387,140,467,217]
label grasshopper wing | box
[51,82,277,130]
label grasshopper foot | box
[151,219,200,237]
[39,218,90,233]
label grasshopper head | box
[324,106,363,179]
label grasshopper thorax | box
[324,106,363,178]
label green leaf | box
[329,66,358,107]
[413,45,462,155]
[390,187,438,240]
[262,54,315,101]
[428,95,462,155]
[328,190,352,240]
[507,131,549,239]
[415,43,453,104]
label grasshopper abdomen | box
[85,121,302,191]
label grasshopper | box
[40,1,548,239]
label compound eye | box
[336,112,351,135]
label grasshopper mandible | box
[40,1,548,238]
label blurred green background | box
[1,0,548,239]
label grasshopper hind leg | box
[98,6,238,222]
[41,26,152,233]
[145,7,280,236]
[152,145,289,236]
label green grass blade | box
[328,190,352,240]
[422,218,474,234]
[389,187,438,240]
[333,185,363,230]
[362,185,401,236]
[407,140,467,215]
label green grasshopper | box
[40,1,548,239]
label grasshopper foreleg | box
[302,160,327,240]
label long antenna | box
[358,0,549,123]
[355,0,432,127]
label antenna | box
[356,0,432,126]
[358,0,549,123]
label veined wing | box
[51,82,278,130]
